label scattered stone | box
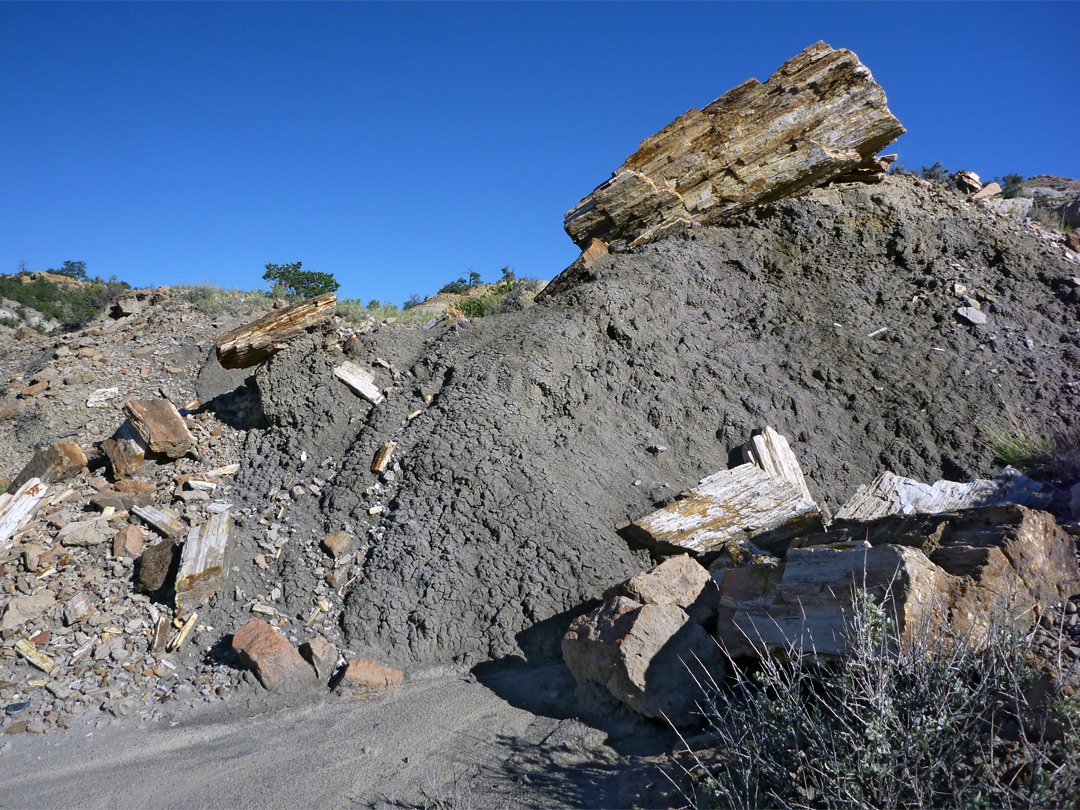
[131,504,185,538]
[112,524,144,559]
[57,517,111,547]
[14,638,56,673]
[956,306,987,325]
[1,592,56,632]
[175,509,232,615]
[322,530,351,561]
[137,538,177,594]
[123,398,194,458]
[232,618,317,691]
[0,478,50,550]
[333,658,403,698]
[300,635,338,681]
[603,554,715,626]
[102,421,148,478]
[334,361,385,405]
[8,441,86,491]
[971,181,1002,201]
[87,387,120,407]
[63,592,92,625]
[370,442,397,474]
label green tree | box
[920,161,949,184]
[403,293,424,310]
[468,270,482,287]
[438,277,469,295]
[51,260,87,280]
[262,261,339,298]
[1002,173,1024,199]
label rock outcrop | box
[563,42,904,251]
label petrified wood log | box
[215,293,337,369]
[564,42,905,251]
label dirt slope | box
[220,174,1079,668]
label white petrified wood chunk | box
[0,478,50,550]
[834,466,1050,522]
[741,426,813,501]
[333,361,385,405]
[176,509,232,615]
[629,462,821,557]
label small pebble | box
[4,702,30,716]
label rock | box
[627,462,821,557]
[333,658,403,698]
[8,442,85,492]
[534,238,611,302]
[57,518,111,547]
[0,592,56,632]
[63,592,92,626]
[90,487,154,512]
[1065,231,1080,253]
[322,530,351,560]
[111,295,145,317]
[0,401,27,421]
[216,293,337,369]
[1059,196,1080,229]
[123,399,195,458]
[720,505,1080,659]
[334,361,385,405]
[832,153,897,185]
[979,197,1034,218]
[562,42,904,252]
[175,509,232,615]
[603,554,715,626]
[112,524,144,559]
[87,387,120,407]
[130,504,185,538]
[956,306,987,325]
[14,638,55,673]
[971,182,1002,201]
[102,421,148,478]
[562,596,725,725]
[952,170,982,194]
[833,467,1049,522]
[300,635,338,681]
[232,618,317,691]
[0,479,50,550]
[136,538,177,594]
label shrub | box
[402,293,425,311]
[169,285,274,318]
[438,277,470,295]
[0,315,19,329]
[1002,174,1025,199]
[678,589,1080,810]
[49,260,88,280]
[262,262,340,298]
[921,161,949,184]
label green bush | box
[438,277,470,295]
[1002,174,1025,199]
[49,260,87,280]
[682,589,1080,810]
[920,161,949,184]
[402,293,425,311]
[169,285,274,318]
[262,262,340,298]
[0,273,130,329]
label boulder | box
[952,170,982,194]
[333,658,403,698]
[0,592,56,633]
[563,42,904,252]
[603,554,716,626]
[562,596,725,725]
[979,197,1034,218]
[719,505,1080,659]
[300,636,339,681]
[232,618,317,691]
[971,182,1002,201]
[1059,196,1080,229]
[9,441,87,491]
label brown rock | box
[300,635,338,681]
[952,170,982,194]
[322,531,351,560]
[102,421,148,478]
[535,238,611,302]
[970,181,1002,201]
[1065,231,1080,253]
[136,538,177,594]
[19,380,49,398]
[123,398,194,458]
[232,618,317,691]
[563,42,904,252]
[562,596,725,724]
[57,518,111,547]
[9,441,87,491]
[333,658,403,698]
[113,479,153,494]
[0,592,56,632]
[14,326,36,340]
[0,400,27,421]
[604,554,715,625]
[112,524,144,558]
[63,592,92,625]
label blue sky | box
[3,2,1078,306]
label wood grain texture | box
[215,293,337,369]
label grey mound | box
[223,175,1078,667]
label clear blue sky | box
[3,2,1077,306]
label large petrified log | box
[563,42,905,251]
[215,293,337,369]
[718,505,1079,658]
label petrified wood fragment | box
[564,42,905,251]
[215,293,337,369]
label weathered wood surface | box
[0,478,50,550]
[102,421,148,478]
[9,442,87,491]
[628,462,822,557]
[334,361,385,405]
[371,442,397,474]
[741,426,812,502]
[131,504,185,538]
[215,293,337,369]
[176,509,232,615]
[564,42,905,252]
[123,398,194,458]
[834,467,1050,522]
